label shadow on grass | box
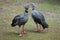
[7,32,19,35]
[26,29,48,34]
[3,31,19,37]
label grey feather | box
[31,3,48,29]
[11,4,29,27]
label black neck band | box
[25,10,28,13]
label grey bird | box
[11,4,29,37]
[31,3,48,32]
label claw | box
[19,34,23,37]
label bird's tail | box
[11,19,17,27]
[41,21,48,29]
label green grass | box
[0,0,60,40]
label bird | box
[31,3,48,32]
[11,4,29,37]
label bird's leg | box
[34,23,39,32]
[22,25,26,34]
[39,24,43,31]
[19,25,24,37]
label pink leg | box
[19,25,24,37]
[34,23,39,32]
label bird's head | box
[31,3,35,8]
[24,4,29,10]
[31,3,36,10]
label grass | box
[0,0,60,40]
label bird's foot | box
[41,28,48,32]
[19,34,23,37]
[23,31,27,34]
[34,29,39,32]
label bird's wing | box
[15,15,24,20]
[38,12,45,21]
[15,14,24,19]
[13,14,24,23]
[33,11,45,21]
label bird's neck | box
[24,10,28,16]
[32,7,35,10]
[25,10,28,13]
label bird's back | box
[11,13,28,27]
[31,3,48,29]
[31,10,45,21]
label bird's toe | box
[23,31,27,34]
[19,34,23,37]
